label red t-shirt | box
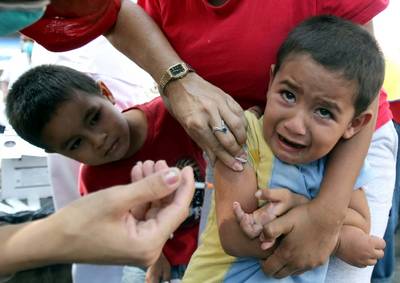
[79,97,205,266]
[138,0,391,128]
[22,0,121,52]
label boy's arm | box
[335,188,385,267]
[234,188,310,240]
[343,189,370,233]
[335,226,385,267]
[214,160,272,258]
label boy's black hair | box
[274,15,385,116]
[6,64,101,149]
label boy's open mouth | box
[278,134,306,149]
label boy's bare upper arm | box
[214,160,258,225]
[346,189,371,233]
[214,159,269,257]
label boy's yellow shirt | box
[183,111,274,282]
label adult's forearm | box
[106,0,181,83]
[0,217,65,275]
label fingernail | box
[163,168,179,186]
[239,151,247,159]
[233,161,243,171]
[255,190,262,198]
[235,156,247,164]
[234,151,248,164]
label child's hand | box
[233,201,277,250]
[335,226,385,267]
[145,253,171,283]
[254,188,308,250]
[233,202,275,239]
[255,188,309,217]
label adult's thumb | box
[118,168,182,206]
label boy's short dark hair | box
[274,15,385,116]
[6,64,101,149]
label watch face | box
[170,64,186,76]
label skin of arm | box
[245,187,381,267]
[342,189,370,234]
[0,164,195,275]
[335,188,386,267]
[237,189,370,242]
[106,0,247,170]
[214,160,273,258]
[105,0,181,81]
[234,189,309,241]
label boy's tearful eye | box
[281,90,296,104]
[315,108,333,119]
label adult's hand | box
[259,201,341,278]
[107,1,246,170]
[0,163,195,275]
[163,73,247,171]
[54,164,195,267]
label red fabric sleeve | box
[389,99,400,124]
[22,0,121,52]
[137,0,163,27]
[377,89,393,129]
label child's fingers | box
[233,202,262,238]
[370,235,386,250]
[256,188,289,202]
[241,215,262,239]
[260,238,275,250]
[255,189,293,216]
[253,203,277,223]
[233,202,245,222]
[374,248,385,259]
[268,202,289,217]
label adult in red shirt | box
[135,0,397,282]
[3,0,396,281]
[135,1,396,282]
